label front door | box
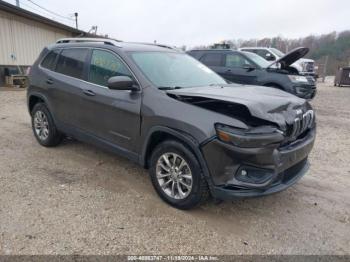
[77,49,141,153]
[222,53,258,85]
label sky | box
[6,0,350,48]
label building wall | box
[0,9,73,67]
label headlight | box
[288,75,308,83]
[215,124,284,148]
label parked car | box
[239,47,317,78]
[187,48,316,99]
[27,38,316,209]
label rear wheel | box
[31,103,63,147]
[149,140,210,209]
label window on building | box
[56,48,89,79]
[200,53,223,67]
[41,50,60,71]
[88,49,132,87]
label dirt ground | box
[0,83,349,255]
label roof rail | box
[128,42,177,50]
[56,38,122,47]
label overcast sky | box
[7,0,350,47]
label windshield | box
[270,48,285,57]
[130,52,227,88]
[243,52,272,68]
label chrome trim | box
[56,38,123,47]
[109,130,131,140]
[291,110,314,138]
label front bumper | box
[300,72,318,78]
[201,128,315,200]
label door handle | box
[82,89,96,96]
[225,69,232,73]
[46,79,54,85]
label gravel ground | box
[0,83,349,255]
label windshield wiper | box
[158,86,183,90]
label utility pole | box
[322,55,329,83]
[74,12,78,29]
[15,0,20,7]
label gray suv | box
[27,38,316,209]
[188,48,317,99]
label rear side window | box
[200,53,223,66]
[56,48,89,79]
[41,50,60,70]
[88,49,132,87]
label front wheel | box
[149,140,210,209]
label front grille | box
[305,62,314,72]
[290,110,314,139]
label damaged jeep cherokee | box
[27,38,316,209]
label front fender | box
[139,126,213,185]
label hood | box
[167,84,309,130]
[268,47,309,69]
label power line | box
[18,0,75,26]
[26,0,74,21]
[19,1,60,20]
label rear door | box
[222,53,258,84]
[76,49,141,152]
[45,48,90,127]
[198,52,225,75]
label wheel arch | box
[140,126,212,183]
[28,93,49,113]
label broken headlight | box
[215,124,284,148]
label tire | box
[149,140,210,210]
[31,103,63,147]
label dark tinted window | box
[200,53,223,66]
[41,50,60,70]
[89,49,132,87]
[56,48,89,79]
[225,54,252,68]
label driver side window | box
[89,49,133,87]
[225,54,251,68]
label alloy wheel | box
[33,110,49,141]
[156,153,193,199]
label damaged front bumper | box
[201,127,316,199]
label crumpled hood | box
[268,47,309,69]
[167,84,309,130]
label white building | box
[0,0,88,86]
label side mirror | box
[243,64,255,71]
[107,76,139,91]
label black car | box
[27,38,316,209]
[187,47,317,99]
